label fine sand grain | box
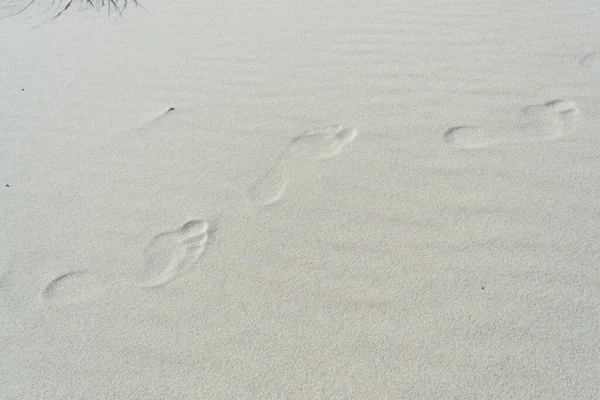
[1,0,599,398]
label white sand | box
[1,0,599,398]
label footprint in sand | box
[42,271,107,304]
[40,219,211,297]
[321,126,359,158]
[581,52,600,73]
[247,124,359,206]
[288,124,359,159]
[247,165,288,206]
[444,99,579,149]
[443,125,490,149]
[141,219,209,288]
[538,99,579,133]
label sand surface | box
[1,0,599,398]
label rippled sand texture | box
[1,0,599,398]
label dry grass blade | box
[3,0,143,22]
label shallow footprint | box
[443,125,497,149]
[446,99,580,149]
[295,124,345,140]
[287,124,344,155]
[517,99,579,141]
[319,127,359,159]
[42,271,107,305]
[545,99,579,116]
[141,219,209,288]
[288,124,358,158]
[247,166,288,206]
[517,104,563,141]
[581,52,600,72]
[246,124,357,207]
[545,99,580,134]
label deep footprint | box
[42,271,106,304]
[142,219,209,288]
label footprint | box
[288,124,358,159]
[141,219,209,288]
[517,99,579,140]
[247,165,288,206]
[544,99,579,134]
[445,99,579,149]
[319,127,359,159]
[41,271,106,304]
[443,125,495,149]
[290,124,345,147]
[246,124,357,207]
[581,52,600,72]
[545,99,579,115]
[517,104,564,141]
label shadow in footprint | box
[41,271,106,305]
[141,219,209,288]
[444,125,492,149]
[445,99,579,149]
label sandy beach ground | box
[1,0,599,398]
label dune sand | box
[1,0,599,398]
